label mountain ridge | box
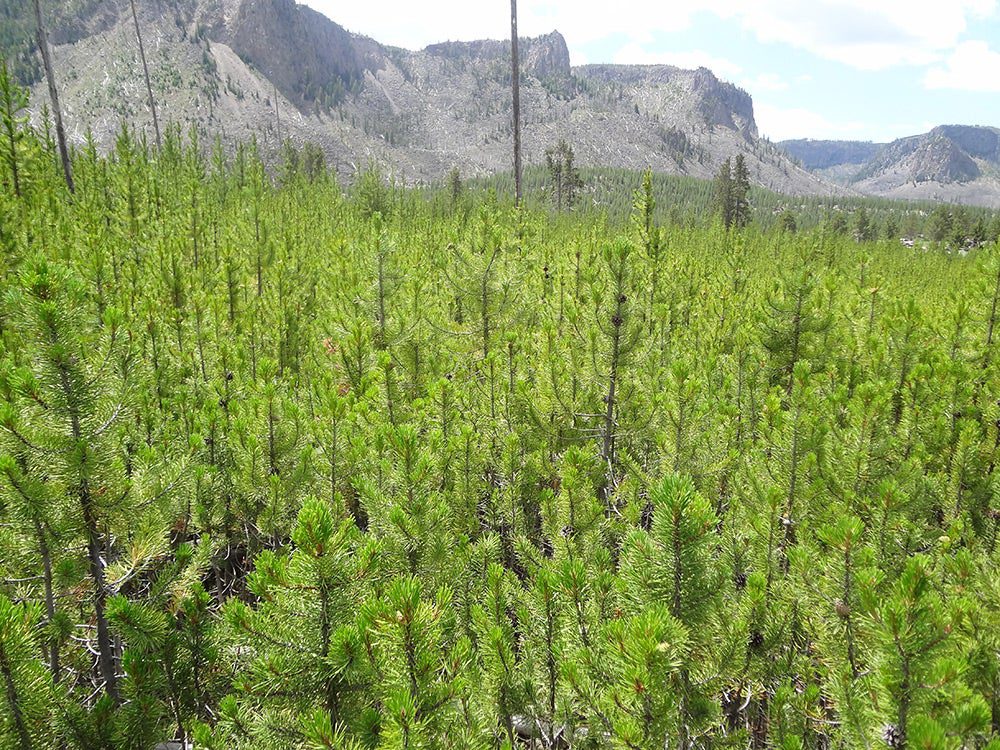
[780,126,1000,207]
[8,0,843,196]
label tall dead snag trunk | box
[510,0,522,206]
[130,0,161,149]
[32,0,74,193]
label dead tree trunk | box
[510,0,522,206]
[130,0,161,149]
[32,0,74,193]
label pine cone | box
[881,724,903,748]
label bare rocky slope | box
[780,127,1000,208]
[8,0,843,195]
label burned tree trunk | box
[510,0,522,206]
[130,0,161,149]
[32,0,74,193]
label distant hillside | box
[781,127,1000,208]
[4,0,842,195]
[778,139,883,170]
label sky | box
[299,0,1000,143]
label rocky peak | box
[909,134,980,183]
[423,30,570,82]
[931,125,1000,162]
[856,126,994,185]
[227,0,384,107]
[690,67,756,140]
[781,126,1000,206]
[523,31,571,82]
[578,64,757,141]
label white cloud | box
[722,0,996,69]
[754,103,933,142]
[301,0,997,72]
[924,40,1000,91]
[523,1,685,49]
[753,103,868,141]
[314,0,506,50]
[746,73,789,92]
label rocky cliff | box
[782,126,1000,208]
[224,0,383,106]
[10,0,840,195]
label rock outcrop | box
[781,126,1000,207]
[10,0,840,196]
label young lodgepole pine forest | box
[1,66,1000,750]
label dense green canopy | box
[1,72,1000,750]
